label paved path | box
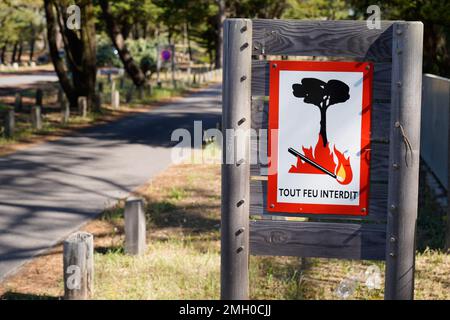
[0,85,221,281]
[0,73,58,88]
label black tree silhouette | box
[292,78,350,147]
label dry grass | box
[0,145,449,300]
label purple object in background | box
[161,50,171,62]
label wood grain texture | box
[251,60,392,101]
[249,180,388,222]
[221,18,252,300]
[250,219,386,260]
[384,22,423,300]
[124,197,146,255]
[63,232,94,300]
[252,19,394,62]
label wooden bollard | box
[63,232,94,300]
[78,96,88,118]
[61,97,70,124]
[94,94,102,111]
[31,106,42,130]
[125,88,133,103]
[138,86,144,100]
[124,197,146,255]
[14,93,22,112]
[112,90,120,109]
[35,89,43,107]
[57,88,64,104]
[98,81,104,93]
[111,80,116,103]
[4,109,15,138]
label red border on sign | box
[266,60,373,216]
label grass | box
[0,145,448,300]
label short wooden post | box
[61,96,70,124]
[4,109,15,138]
[111,80,116,103]
[57,88,64,104]
[94,94,102,111]
[98,82,104,95]
[78,96,88,118]
[124,197,147,255]
[35,89,43,107]
[137,86,144,100]
[31,105,42,130]
[221,18,252,300]
[146,82,152,96]
[385,22,424,300]
[125,88,133,103]
[14,93,22,112]
[112,90,120,109]
[63,232,94,300]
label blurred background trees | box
[0,0,449,77]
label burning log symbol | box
[288,144,353,185]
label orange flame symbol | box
[289,134,353,185]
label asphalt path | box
[0,84,221,281]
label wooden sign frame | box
[221,19,423,300]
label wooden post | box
[35,89,43,107]
[125,88,133,103]
[63,232,94,300]
[94,94,102,111]
[98,81,104,95]
[31,105,42,130]
[14,93,22,112]
[385,22,424,300]
[124,197,146,255]
[4,109,15,138]
[57,88,64,104]
[221,18,252,300]
[111,80,116,103]
[146,82,152,97]
[112,90,120,109]
[61,96,70,124]
[78,96,88,118]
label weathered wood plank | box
[251,60,392,100]
[249,180,388,222]
[384,22,423,300]
[250,99,391,142]
[221,18,252,300]
[250,141,389,183]
[250,219,386,260]
[252,19,394,62]
[63,232,94,300]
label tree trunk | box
[1,43,7,64]
[80,1,97,111]
[44,0,77,108]
[11,42,18,63]
[99,0,145,87]
[215,0,225,69]
[17,42,23,64]
[29,38,35,62]
[319,108,328,147]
